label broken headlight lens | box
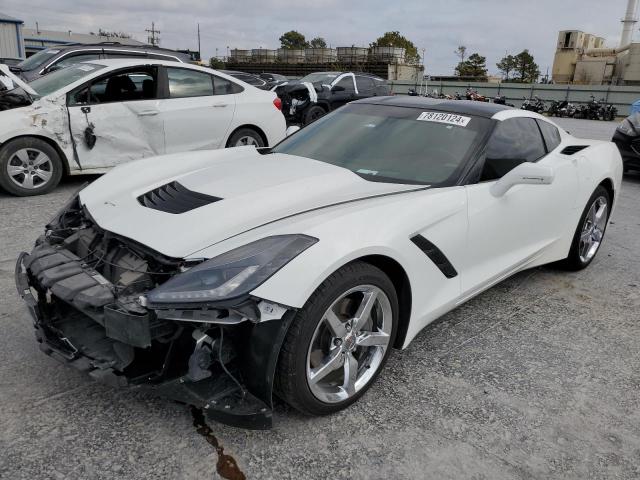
[146,235,318,306]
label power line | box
[145,22,160,46]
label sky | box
[2,0,635,75]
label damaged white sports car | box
[16,98,622,429]
[0,61,285,196]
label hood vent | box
[137,181,221,214]
[560,145,589,155]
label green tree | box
[279,30,308,49]
[309,37,327,48]
[370,31,420,63]
[496,54,517,81]
[455,52,487,78]
[513,49,540,83]
[454,45,467,63]
[209,57,225,69]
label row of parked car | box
[0,42,391,196]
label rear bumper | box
[15,247,292,430]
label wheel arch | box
[347,254,413,350]
[598,177,615,209]
[225,124,268,147]
[0,134,71,175]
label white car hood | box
[79,147,423,258]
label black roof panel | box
[354,96,513,118]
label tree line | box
[454,45,540,82]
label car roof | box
[354,96,513,118]
[80,58,208,70]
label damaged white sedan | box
[16,98,621,429]
[0,61,285,196]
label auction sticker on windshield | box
[417,111,471,127]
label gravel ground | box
[1,119,639,480]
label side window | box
[52,53,100,71]
[480,118,547,181]
[167,68,213,98]
[355,76,375,94]
[212,75,242,95]
[374,79,390,95]
[334,76,355,93]
[536,120,562,152]
[71,68,157,105]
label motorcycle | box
[493,95,514,107]
[466,88,489,102]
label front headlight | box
[146,235,318,307]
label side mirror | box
[331,85,345,93]
[490,162,554,197]
[285,125,300,137]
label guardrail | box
[387,80,640,116]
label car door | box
[461,117,578,297]
[67,66,165,169]
[159,67,236,153]
[354,76,375,100]
[329,75,357,109]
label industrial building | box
[0,12,25,60]
[22,28,145,57]
[552,0,640,84]
[226,46,422,80]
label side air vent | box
[137,181,221,214]
[560,145,589,155]
[410,235,458,279]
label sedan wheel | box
[0,138,63,196]
[234,135,260,147]
[306,285,393,404]
[275,261,398,416]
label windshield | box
[16,49,61,71]
[272,103,491,185]
[299,73,340,84]
[29,63,105,98]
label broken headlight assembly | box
[145,235,317,307]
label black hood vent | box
[137,181,221,214]
[560,145,589,155]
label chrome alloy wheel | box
[306,285,393,403]
[6,148,53,190]
[579,195,608,263]
[234,135,260,147]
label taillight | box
[273,97,282,111]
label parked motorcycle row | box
[407,87,619,121]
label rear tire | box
[303,105,326,125]
[275,261,398,416]
[560,185,611,271]
[0,137,63,196]
[226,128,265,148]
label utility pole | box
[197,23,201,59]
[146,22,160,47]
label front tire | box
[275,261,398,416]
[0,137,63,196]
[561,185,611,271]
[303,105,326,125]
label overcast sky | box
[3,0,635,75]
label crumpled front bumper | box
[15,247,294,430]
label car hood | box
[79,147,423,258]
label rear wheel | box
[275,261,398,416]
[0,137,63,196]
[226,128,265,148]
[303,105,326,125]
[561,185,611,270]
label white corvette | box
[16,98,622,429]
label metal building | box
[22,28,145,57]
[0,12,25,60]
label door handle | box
[213,103,229,108]
[137,110,159,116]
[81,106,91,114]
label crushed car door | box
[462,117,578,297]
[67,66,165,169]
[329,75,357,109]
[160,67,236,153]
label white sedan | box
[16,98,622,429]
[0,60,285,196]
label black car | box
[612,113,640,173]
[258,72,288,89]
[274,71,390,125]
[12,42,190,81]
[219,70,269,89]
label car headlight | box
[146,235,318,307]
